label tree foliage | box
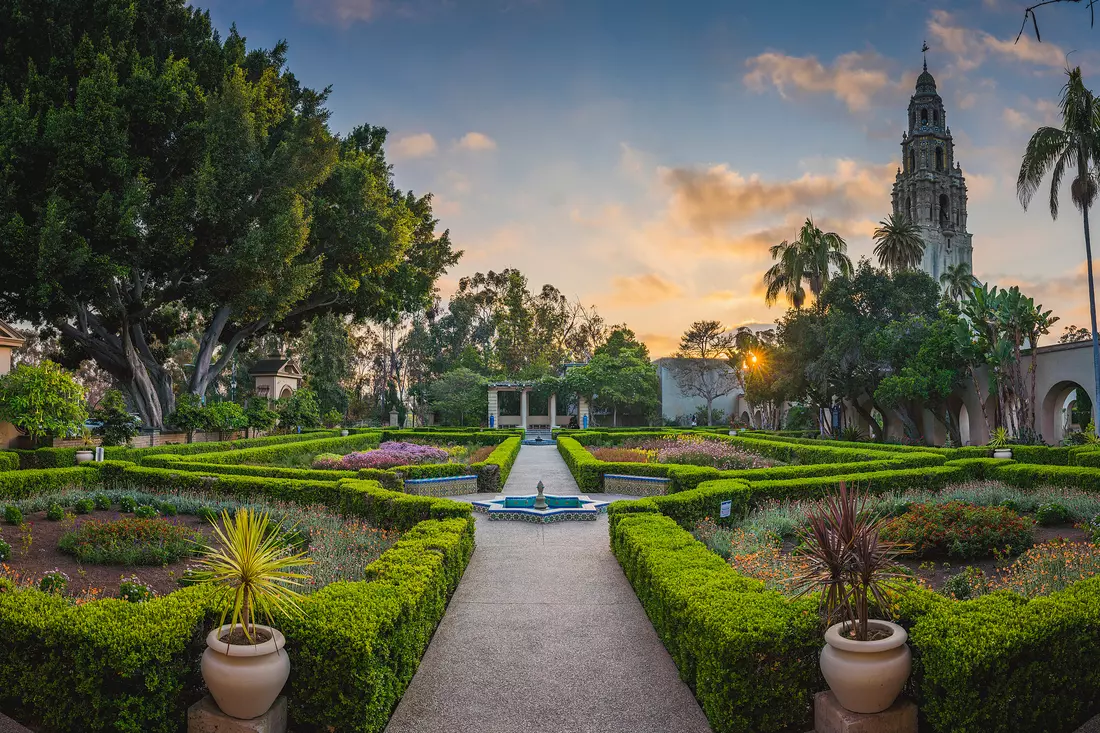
[669,321,738,426]
[95,389,139,447]
[277,388,321,430]
[0,361,88,443]
[0,3,456,428]
[428,368,487,427]
[564,328,658,426]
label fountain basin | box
[472,494,609,522]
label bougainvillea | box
[312,441,451,470]
[617,436,779,470]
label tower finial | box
[922,40,929,71]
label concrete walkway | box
[385,445,712,733]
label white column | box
[487,388,499,428]
[521,389,529,432]
[549,393,557,430]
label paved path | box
[385,445,712,733]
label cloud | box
[455,132,497,151]
[391,132,437,159]
[660,159,897,234]
[928,10,1069,72]
[1002,98,1061,131]
[638,332,681,358]
[743,51,900,111]
[610,273,683,304]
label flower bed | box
[880,501,1035,560]
[58,517,202,565]
[314,441,451,470]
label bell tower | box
[890,51,973,283]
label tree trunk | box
[1029,349,1039,435]
[1083,202,1100,437]
[851,401,881,441]
[705,397,714,426]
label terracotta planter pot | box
[820,620,910,714]
[993,448,1012,459]
[201,624,290,720]
[75,450,94,464]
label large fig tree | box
[0,1,456,427]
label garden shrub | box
[911,580,1100,733]
[747,465,964,500]
[176,432,382,466]
[991,463,1100,492]
[74,497,94,514]
[880,502,1034,560]
[3,506,21,524]
[142,454,364,483]
[46,503,64,521]
[470,436,521,492]
[0,539,9,561]
[610,513,820,732]
[0,467,97,499]
[0,452,17,471]
[134,505,159,519]
[119,576,155,603]
[58,518,201,565]
[1036,502,1071,526]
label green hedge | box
[0,452,17,471]
[142,454,363,482]
[611,513,820,732]
[716,454,944,482]
[0,467,98,498]
[8,430,344,468]
[910,581,1100,732]
[557,437,719,492]
[380,429,520,446]
[612,499,1100,733]
[470,436,521,492]
[989,463,1100,491]
[176,432,381,465]
[746,465,965,501]
[284,516,475,732]
[608,479,753,530]
[0,514,476,733]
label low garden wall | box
[603,474,671,497]
[404,475,478,496]
[0,460,476,733]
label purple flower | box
[314,441,451,470]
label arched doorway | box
[1042,381,1093,444]
[279,385,294,400]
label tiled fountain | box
[472,481,608,523]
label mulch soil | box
[0,510,215,600]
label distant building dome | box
[916,68,938,95]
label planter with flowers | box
[793,481,912,714]
[193,508,313,720]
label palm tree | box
[1018,66,1100,433]
[763,217,853,309]
[872,213,925,273]
[939,262,979,303]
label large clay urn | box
[819,620,911,714]
[201,624,290,719]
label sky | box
[201,0,1100,356]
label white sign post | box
[719,500,732,518]
[94,446,105,462]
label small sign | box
[719,500,732,518]
[94,446,105,462]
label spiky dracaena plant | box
[792,482,908,641]
[195,508,314,643]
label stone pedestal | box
[188,695,287,733]
[814,691,917,733]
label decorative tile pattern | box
[404,475,478,497]
[471,494,609,522]
[603,474,671,497]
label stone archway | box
[1042,380,1092,444]
[279,385,293,400]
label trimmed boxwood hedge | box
[612,499,1100,733]
[0,514,474,733]
[607,479,753,530]
[470,436,521,492]
[989,462,1100,491]
[611,512,820,732]
[174,432,382,466]
[0,467,98,499]
[0,452,17,471]
[9,430,345,469]
[0,455,475,733]
[557,436,720,492]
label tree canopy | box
[0,2,456,428]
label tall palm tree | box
[940,262,979,303]
[763,217,853,309]
[872,213,925,273]
[1018,66,1100,433]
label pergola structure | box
[487,382,591,430]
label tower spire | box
[922,41,929,71]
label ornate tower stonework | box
[890,62,973,283]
